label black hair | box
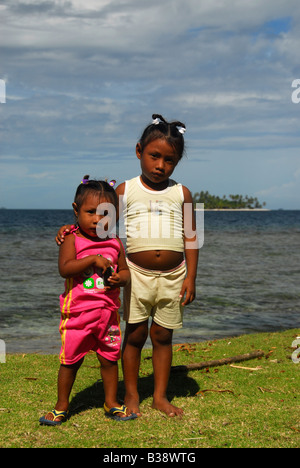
[74,175,118,210]
[138,114,186,160]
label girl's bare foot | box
[124,394,142,417]
[152,397,183,417]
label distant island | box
[192,191,267,210]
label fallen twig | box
[258,387,275,393]
[230,364,262,371]
[196,389,235,396]
[174,344,196,354]
[171,350,264,372]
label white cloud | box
[1,0,300,208]
[256,165,300,197]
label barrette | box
[152,118,160,125]
[109,180,116,187]
[177,126,186,135]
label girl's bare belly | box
[128,250,184,271]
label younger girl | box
[56,115,199,418]
[40,177,135,425]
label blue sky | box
[1,0,300,209]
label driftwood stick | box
[171,350,264,372]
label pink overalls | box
[59,234,122,365]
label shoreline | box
[196,208,271,212]
[4,327,299,356]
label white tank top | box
[122,176,184,253]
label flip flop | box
[104,403,137,422]
[39,409,68,426]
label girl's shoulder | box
[115,182,126,196]
[116,177,142,194]
[181,185,193,202]
[58,230,76,257]
[63,231,77,244]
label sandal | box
[104,403,137,421]
[39,409,68,426]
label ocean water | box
[0,209,299,354]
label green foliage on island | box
[192,191,266,209]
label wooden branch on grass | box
[171,350,264,372]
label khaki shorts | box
[123,260,186,330]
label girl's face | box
[73,193,112,239]
[136,138,180,188]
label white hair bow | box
[177,126,186,135]
[152,118,160,125]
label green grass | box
[0,329,299,448]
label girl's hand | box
[94,255,112,273]
[105,271,121,289]
[179,277,196,306]
[55,225,73,246]
[105,270,130,289]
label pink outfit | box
[59,234,122,365]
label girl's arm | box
[180,186,199,306]
[58,235,112,279]
[115,182,125,223]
